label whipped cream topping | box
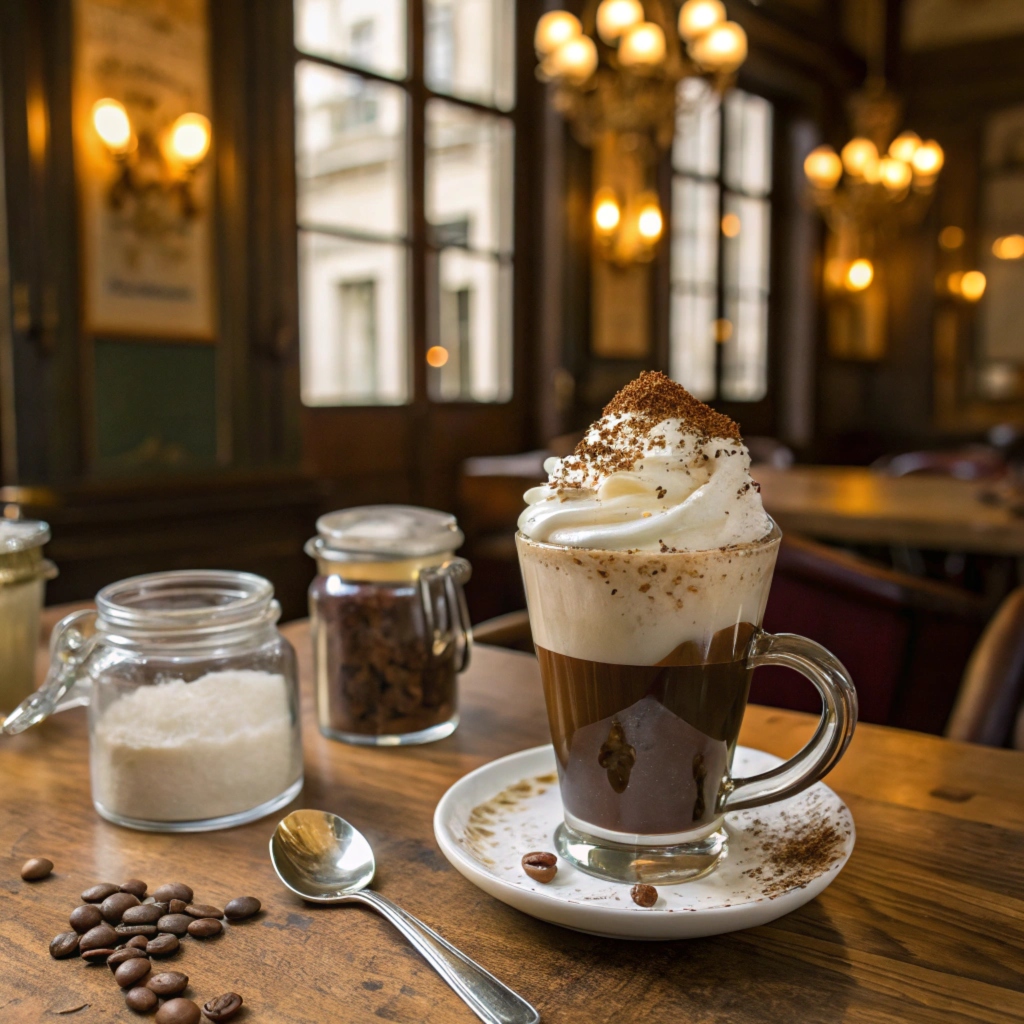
[518,372,772,552]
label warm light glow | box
[993,234,1024,260]
[825,259,847,292]
[911,140,944,178]
[803,145,843,189]
[596,0,643,43]
[713,318,733,343]
[637,201,663,242]
[888,131,921,163]
[594,189,621,233]
[960,270,986,301]
[845,259,874,291]
[841,138,878,178]
[678,0,725,42]
[548,35,598,83]
[688,21,747,73]
[619,22,666,67]
[939,226,965,250]
[92,98,132,154]
[169,112,211,165]
[879,157,912,192]
[861,157,881,184]
[721,212,741,237]
[535,10,581,56]
[426,346,449,368]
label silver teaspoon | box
[270,809,539,1024]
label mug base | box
[555,820,726,885]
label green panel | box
[94,340,218,474]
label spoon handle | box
[355,890,539,1024]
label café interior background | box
[1,0,1023,721]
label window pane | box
[294,0,407,79]
[669,177,719,399]
[425,0,515,110]
[295,61,407,237]
[673,77,720,177]
[426,100,513,254]
[428,249,512,402]
[723,90,773,196]
[721,193,770,401]
[299,232,409,405]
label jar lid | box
[0,519,50,553]
[313,505,464,559]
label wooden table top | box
[2,621,1023,1023]
[755,465,1024,555]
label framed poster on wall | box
[73,0,216,340]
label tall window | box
[294,0,515,406]
[670,79,773,402]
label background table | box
[1,624,1022,1023]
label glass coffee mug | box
[516,522,857,884]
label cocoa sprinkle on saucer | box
[743,812,848,898]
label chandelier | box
[535,0,748,264]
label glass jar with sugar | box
[2,569,303,831]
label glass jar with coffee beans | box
[306,506,472,745]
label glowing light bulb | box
[169,112,211,166]
[911,140,944,178]
[841,138,878,178]
[594,190,621,233]
[845,259,874,291]
[619,22,666,67]
[637,197,663,242]
[678,0,725,42]
[688,21,747,73]
[721,212,741,237]
[596,0,643,44]
[993,234,1024,260]
[426,346,449,367]
[92,98,132,154]
[803,145,843,189]
[548,35,599,83]
[535,11,581,56]
[879,157,912,192]
[939,226,965,251]
[960,270,986,301]
[888,131,920,163]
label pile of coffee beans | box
[42,868,260,1021]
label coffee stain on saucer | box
[457,773,556,864]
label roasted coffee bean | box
[223,896,260,921]
[70,904,104,933]
[79,922,119,951]
[168,899,188,915]
[156,998,200,1024]
[20,857,53,881]
[82,882,120,903]
[102,891,142,923]
[184,904,222,919]
[127,935,151,950]
[108,947,149,969]
[146,934,180,957]
[202,993,243,1022]
[123,904,164,925]
[117,924,158,937]
[81,947,116,963]
[147,970,189,997]
[120,879,148,899]
[187,918,222,939]
[126,985,159,1013]
[115,957,152,988]
[152,883,193,904]
[521,851,558,883]
[144,901,169,914]
[630,883,658,908]
[49,931,80,959]
[156,914,192,936]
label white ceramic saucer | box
[434,745,855,940]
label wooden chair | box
[945,586,1024,749]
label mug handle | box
[418,558,473,674]
[721,630,858,813]
[2,609,98,736]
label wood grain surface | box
[756,465,1024,555]
[1,622,1023,1023]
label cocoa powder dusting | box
[743,812,848,898]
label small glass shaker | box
[306,505,472,746]
[0,520,57,717]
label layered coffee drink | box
[517,371,781,873]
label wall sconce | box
[92,98,211,220]
[593,186,663,264]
